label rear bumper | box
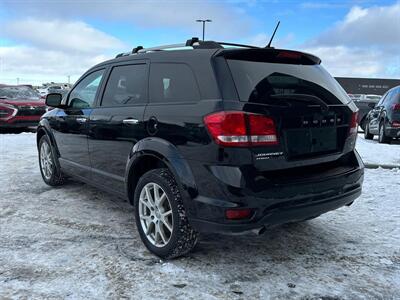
[186,150,364,234]
[190,187,361,234]
[386,127,400,138]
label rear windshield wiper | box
[270,93,329,111]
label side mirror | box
[45,93,63,108]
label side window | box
[101,64,147,107]
[149,63,200,103]
[69,69,104,109]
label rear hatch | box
[215,48,358,171]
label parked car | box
[348,94,363,102]
[364,86,400,143]
[37,39,364,258]
[37,87,49,98]
[353,94,381,130]
[0,85,47,130]
[37,85,69,99]
[47,86,69,97]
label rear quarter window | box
[149,63,200,103]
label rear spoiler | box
[216,48,321,65]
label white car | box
[36,85,64,98]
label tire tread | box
[134,168,198,259]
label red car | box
[0,85,48,130]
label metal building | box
[335,77,400,95]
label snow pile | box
[0,133,399,299]
[356,134,400,166]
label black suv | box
[37,39,364,258]
[364,85,400,143]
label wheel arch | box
[36,119,58,154]
[379,110,389,125]
[125,138,198,207]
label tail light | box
[204,111,278,147]
[392,121,400,128]
[392,104,400,111]
[225,208,253,220]
[0,104,17,120]
[349,111,358,135]
[277,51,302,60]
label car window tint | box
[149,63,200,103]
[69,69,104,109]
[102,64,147,107]
[227,60,348,105]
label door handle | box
[76,117,87,123]
[123,118,139,125]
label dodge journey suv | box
[37,38,364,258]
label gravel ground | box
[0,133,399,299]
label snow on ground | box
[0,133,399,299]
[356,133,400,166]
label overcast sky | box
[0,0,399,85]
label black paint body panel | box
[37,47,364,234]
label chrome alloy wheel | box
[40,141,53,180]
[138,183,173,247]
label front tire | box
[134,168,198,259]
[38,135,65,186]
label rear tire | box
[378,121,391,144]
[134,168,198,259]
[38,135,65,186]
[364,122,373,140]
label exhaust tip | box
[252,226,266,235]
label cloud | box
[3,19,125,54]
[0,19,125,85]
[302,2,400,78]
[2,0,254,39]
[0,45,109,84]
[0,1,256,84]
[301,46,385,77]
[310,2,400,47]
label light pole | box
[196,19,212,41]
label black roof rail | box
[115,52,130,58]
[132,46,143,53]
[137,43,187,53]
[186,37,200,46]
[115,38,260,58]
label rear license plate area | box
[284,127,338,158]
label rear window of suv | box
[227,59,350,105]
